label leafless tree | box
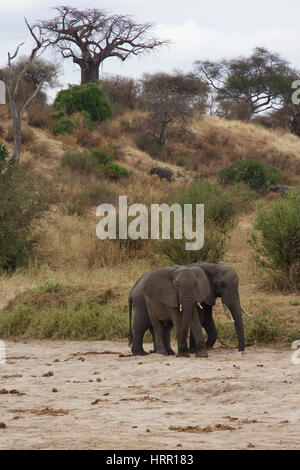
[0,19,48,161]
[141,72,208,146]
[36,6,169,84]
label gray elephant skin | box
[149,166,174,182]
[129,265,210,357]
[128,262,245,356]
[269,184,289,196]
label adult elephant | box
[187,262,245,353]
[128,262,245,355]
[129,265,210,357]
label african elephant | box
[149,166,174,182]
[128,262,245,355]
[129,265,210,357]
[187,262,245,353]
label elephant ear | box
[190,265,216,306]
[144,267,178,308]
[189,267,211,303]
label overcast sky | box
[1,0,300,99]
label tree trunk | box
[7,88,22,162]
[12,118,22,162]
[80,63,100,85]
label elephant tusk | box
[223,304,235,323]
[179,304,183,312]
[241,307,252,318]
[197,302,202,309]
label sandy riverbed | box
[0,340,299,450]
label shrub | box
[53,83,113,123]
[102,161,130,180]
[61,149,99,174]
[0,161,49,272]
[92,149,112,165]
[52,117,76,136]
[6,126,35,145]
[249,190,300,290]
[219,159,283,191]
[153,180,255,264]
[100,75,139,114]
[0,142,9,173]
[27,105,52,129]
[61,147,128,181]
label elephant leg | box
[148,311,168,356]
[189,309,208,358]
[203,305,217,350]
[162,322,175,355]
[149,326,157,353]
[189,305,204,353]
[189,304,216,352]
[131,304,150,356]
[131,328,148,356]
[171,310,189,357]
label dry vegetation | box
[0,105,300,345]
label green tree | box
[0,150,49,272]
[54,83,112,122]
[249,190,300,290]
[195,47,298,117]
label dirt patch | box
[31,408,69,417]
[0,340,299,450]
[169,424,236,433]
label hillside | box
[0,108,300,346]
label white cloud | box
[1,1,300,99]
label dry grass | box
[1,108,300,341]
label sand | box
[0,339,299,450]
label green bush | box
[0,162,49,272]
[92,149,112,165]
[52,117,76,135]
[263,163,284,185]
[219,159,283,191]
[153,180,255,264]
[61,148,128,181]
[249,189,300,290]
[103,161,130,180]
[0,142,10,173]
[54,83,113,123]
[61,149,99,173]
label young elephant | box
[129,266,210,357]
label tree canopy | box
[195,47,299,116]
[37,6,169,84]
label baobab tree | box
[0,19,53,161]
[36,6,169,84]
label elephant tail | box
[128,294,133,346]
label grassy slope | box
[0,109,300,345]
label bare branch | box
[35,6,169,83]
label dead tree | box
[36,6,169,84]
[0,19,47,161]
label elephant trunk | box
[227,297,245,352]
[179,292,198,346]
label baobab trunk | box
[80,63,100,85]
